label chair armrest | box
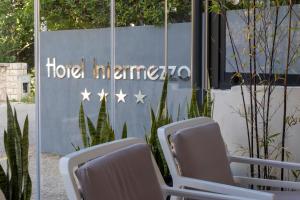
[161,185,257,200]
[59,157,82,200]
[234,176,300,190]
[174,176,274,200]
[229,156,300,170]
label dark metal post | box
[207,6,227,89]
[191,0,203,104]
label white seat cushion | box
[271,191,300,200]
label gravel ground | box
[0,103,68,200]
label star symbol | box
[115,89,127,103]
[81,88,91,101]
[134,90,146,104]
[97,89,109,102]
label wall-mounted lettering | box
[46,57,191,81]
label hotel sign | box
[46,58,191,81]
[40,23,192,154]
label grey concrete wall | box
[40,23,192,155]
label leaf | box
[22,174,31,200]
[157,75,168,120]
[6,96,20,200]
[14,109,22,138]
[148,108,157,145]
[100,121,114,143]
[96,100,107,135]
[14,110,23,199]
[188,87,201,118]
[96,100,107,144]
[86,117,97,146]
[121,123,127,139]
[21,116,29,200]
[0,164,8,198]
[79,103,89,147]
[71,143,81,151]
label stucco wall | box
[212,86,300,176]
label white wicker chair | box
[59,138,256,200]
[158,117,300,200]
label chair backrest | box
[59,138,165,200]
[158,117,235,185]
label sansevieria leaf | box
[0,163,8,198]
[6,96,20,200]
[121,123,127,139]
[79,103,88,147]
[96,100,107,135]
[21,116,30,200]
[1,97,32,200]
[87,117,97,146]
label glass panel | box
[225,3,300,75]
[112,0,193,182]
[0,0,36,199]
[39,1,111,199]
[113,0,165,141]
[166,0,192,120]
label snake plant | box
[146,76,172,178]
[187,88,214,118]
[76,99,127,150]
[0,97,32,200]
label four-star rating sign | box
[81,88,147,104]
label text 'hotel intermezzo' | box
[46,58,191,81]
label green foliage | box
[145,77,215,179]
[76,100,127,150]
[20,69,35,103]
[0,0,34,67]
[187,87,200,118]
[29,69,35,98]
[201,89,214,118]
[292,170,300,181]
[0,97,31,200]
[209,0,300,13]
[146,76,172,178]
[188,88,214,119]
[121,123,127,139]
[0,0,191,68]
[41,0,191,30]
[20,95,35,104]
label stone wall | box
[0,63,30,102]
